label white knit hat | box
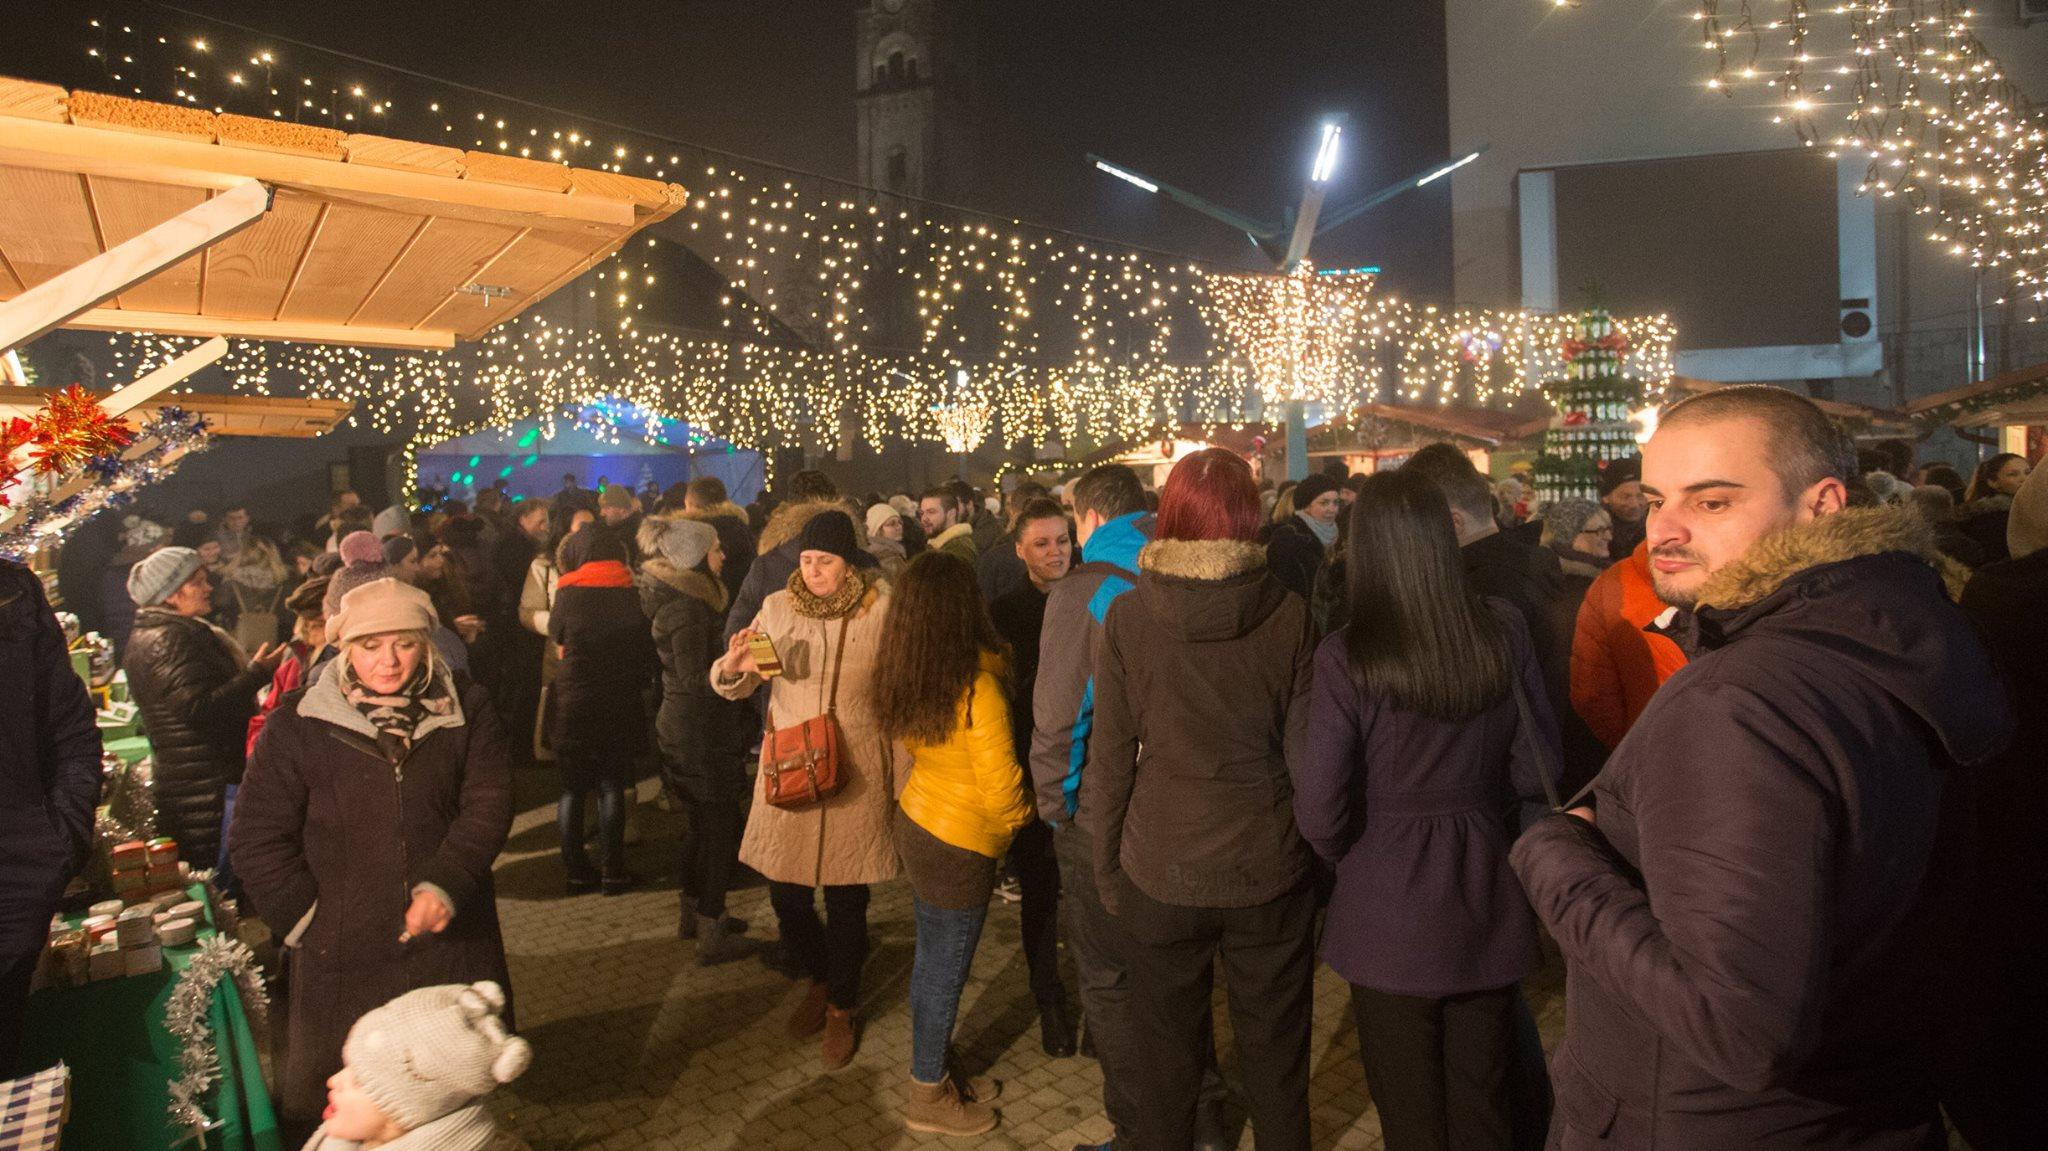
[127,546,203,607]
[864,503,898,538]
[342,981,531,1131]
[329,577,439,643]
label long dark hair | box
[1965,452,2024,504]
[869,551,1008,746]
[1342,470,1511,721]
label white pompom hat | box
[342,981,532,1130]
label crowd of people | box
[3,385,2041,1150]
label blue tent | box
[416,405,764,505]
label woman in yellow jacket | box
[870,551,1034,1138]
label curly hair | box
[868,551,1008,746]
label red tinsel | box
[1560,331,1631,362]
[0,386,136,508]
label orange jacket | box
[1570,542,1687,749]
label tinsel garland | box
[0,384,137,505]
[0,407,211,560]
[163,932,269,1145]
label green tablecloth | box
[20,883,281,1151]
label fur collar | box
[930,522,975,550]
[640,558,728,613]
[682,500,748,526]
[756,498,866,555]
[1695,507,1969,613]
[1138,538,1268,581]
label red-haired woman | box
[1078,447,1317,1151]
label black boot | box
[1039,995,1077,1058]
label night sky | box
[4,0,1454,299]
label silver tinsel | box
[163,933,269,1144]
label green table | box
[20,883,281,1151]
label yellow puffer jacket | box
[897,652,1035,859]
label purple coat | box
[1294,601,1555,997]
[1511,511,2011,1149]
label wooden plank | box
[461,150,573,192]
[444,228,639,340]
[0,77,68,123]
[343,133,465,176]
[567,168,686,213]
[275,202,425,323]
[423,227,613,339]
[83,175,209,312]
[0,179,268,352]
[0,168,101,289]
[60,306,454,350]
[99,337,227,417]
[0,117,635,234]
[66,90,216,141]
[351,216,522,330]
[200,190,323,319]
[215,113,347,160]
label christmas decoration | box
[0,408,212,559]
[1532,308,1649,504]
[163,933,268,1145]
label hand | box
[249,642,288,671]
[453,615,486,643]
[720,628,761,677]
[402,889,452,939]
[1565,805,1596,826]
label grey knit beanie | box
[342,981,531,1131]
[127,546,203,607]
[637,514,716,571]
[1540,498,1603,551]
[324,559,392,617]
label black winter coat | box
[1512,509,2012,1149]
[1262,514,1326,604]
[0,563,102,964]
[1462,530,1572,728]
[122,607,269,863]
[638,560,749,807]
[548,562,655,781]
[232,666,513,1123]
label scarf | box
[340,651,453,760]
[787,566,871,620]
[555,559,635,589]
[1297,510,1339,550]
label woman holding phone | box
[712,510,898,1070]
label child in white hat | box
[303,981,532,1151]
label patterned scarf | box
[340,650,454,760]
[786,566,871,620]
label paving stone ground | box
[480,772,1566,1150]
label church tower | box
[855,0,941,197]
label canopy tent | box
[416,409,764,505]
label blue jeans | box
[557,777,625,876]
[909,896,990,1084]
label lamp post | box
[1090,120,1486,479]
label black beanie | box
[1598,456,1642,498]
[796,510,863,564]
[1291,473,1340,511]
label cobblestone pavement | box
[484,775,1566,1151]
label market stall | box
[0,76,686,1149]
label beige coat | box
[713,580,902,887]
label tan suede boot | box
[821,1005,858,1069]
[904,1076,997,1137]
[786,981,828,1039]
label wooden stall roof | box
[1901,359,2048,426]
[0,77,686,350]
[0,385,352,438]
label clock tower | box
[856,0,941,197]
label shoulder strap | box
[826,614,850,716]
[1510,669,1565,812]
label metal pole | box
[1973,267,1987,384]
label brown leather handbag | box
[760,616,850,809]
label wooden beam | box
[0,116,635,235]
[100,336,227,418]
[60,306,455,349]
[0,178,269,353]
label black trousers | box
[1351,983,1517,1151]
[1119,877,1315,1151]
[677,799,745,920]
[1009,818,1065,1009]
[767,881,870,1010]
[0,947,35,1079]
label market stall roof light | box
[1417,151,1481,186]
[1093,159,1159,194]
[1310,121,1343,184]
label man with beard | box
[1511,385,2010,1148]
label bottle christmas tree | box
[1532,308,1643,505]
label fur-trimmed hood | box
[1695,507,1968,613]
[637,557,727,615]
[1135,537,1287,643]
[682,499,748,526]
[755,497,867,556]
